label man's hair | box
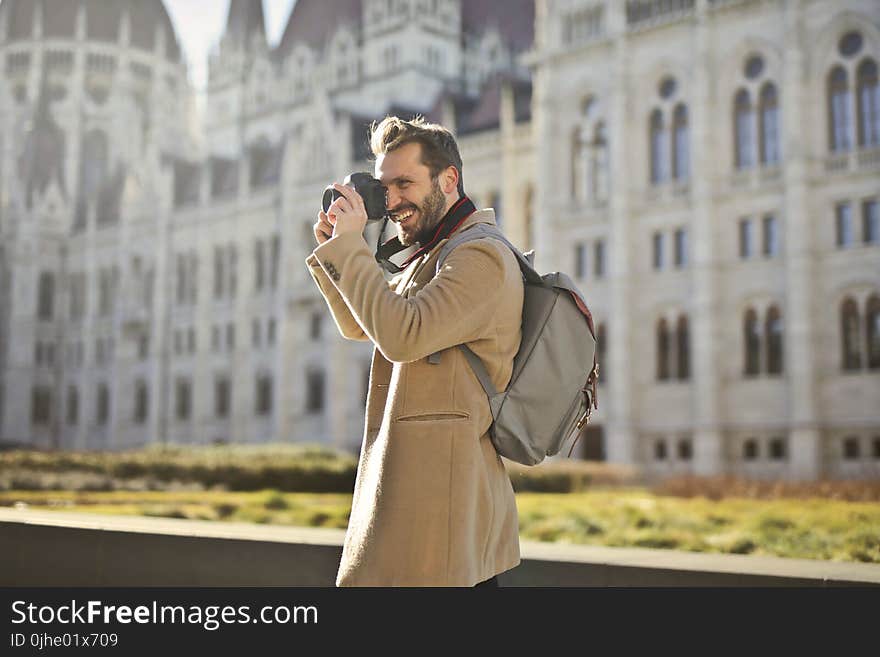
[369,116,465,195]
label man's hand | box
[313,210,334,245]
[324,183,369,239]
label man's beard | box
[394,180,446,247]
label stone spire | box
[224,0,267,50]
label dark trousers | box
[474,575,499,588]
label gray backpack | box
[432,223,599,465]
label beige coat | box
[305,209,523,586]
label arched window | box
[571,127,585,201]
[828,66,852,152]
[744,308,760,376]
[593,121,609,203]
[866,294,880,369]
[856,59,879,147]
[133,380,148,424]
[37,272,54,320]
[734,89,754,169]
[656,318,670,381]
[841,297,861,371]
[759,83,780,164]
[306,369,325,413]
[765,305,784,375]
[96,383,110,426]
[843,436,860,460]
[596,322,607,385]
[676,315,690,380]
[672,104,689,181]
[650,109,667,184]
[66,386,79,426]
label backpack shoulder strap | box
[435,223,543,286]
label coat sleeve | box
[310,230,506,363]
[305,252,400,341]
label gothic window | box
[187,253,198,304]
[734,89,754,169]
[255,375,273,416]
[867,294,880,370]
[96,383,110,426]
[656,318,670,381]
[676,315,690,380]
[759,83,780,164]
[270,234,280,289]
[650,109,667,183]
[249,139,282,189]
[310,313,322,341]
[255,239,265,291]
[762,215,779,256]
[653,232,664,270]
[765,305,784,375]
[227,244,238,297]
[672,104,689,180]
[268,318,277,345]
[596,322,606,385]
[744,308,761,376]
[864,200,879,243]
[572,98,609,203]
[175,379,191,421]
[66,386,78,425]
[743,439,758,461]
[654,440,667,461]
[828,66,852,152]
[252,319,261,348]
[769,436,787,461]
[31,387,52,426]
[134,380,148,425]
[841,297,861,371]
[306,369,325,413]
[37,272,54,320]
[594,240,606,278]
[215,378,230,418]
[843,436,860,460]
[674,228,688,267]
[677,438,693,461]
[177,254,189,304]
[575,243,586,279]
[214,247,225,299]
[836,202,853,247]
[739,218,753,258]
[226,323,236,349]
[857,59,879,147]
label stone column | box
[691,0,724,475]
[605,1,636,465]
[781,1,821,480]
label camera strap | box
[375,196,476,274]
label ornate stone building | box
[529,0,879,479]
[0,0,535,457]
[0,0,877,481]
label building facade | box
[0,0,877,480]
[530,0,880,479]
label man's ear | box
[441,166,459,195]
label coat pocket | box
[395,411,470,422]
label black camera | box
[322,172,387,223]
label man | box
[305,116,523,587]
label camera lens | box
[321,186,338,213]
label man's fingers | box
[332,182,365,212]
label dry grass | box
[652,475,880,502]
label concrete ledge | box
[1,509,878,587]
